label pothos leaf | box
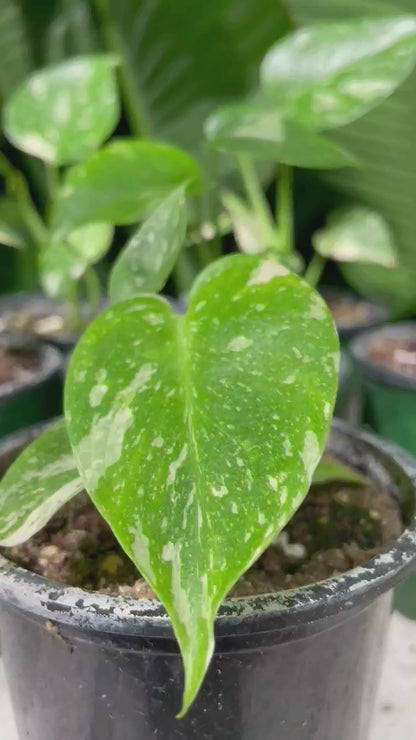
[109,187,187,303]
[313,456,367,486]
[65,254,339,715]
[0,420,83,547]
[261,17,416,131]
[313,206,398,268]
[53,139,202,234]
[39,223,113,299]
[3,55,120,166]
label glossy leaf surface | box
[3,55,120,165]
[261,17,416,130]
[53,139,201,233]
[205,101,356,169]
[313,207,398,267]
[109,188,187,302]
[65,254,339,714]
[0,420,83,546]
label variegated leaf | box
[64,254,339,714]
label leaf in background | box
[91,0,291,154]
[286,0,416,315]
[222,192,265,254]
[313,206,398,267]
[40,222,113,299]
[3,55,120,165]
[53,139,202,234]
[0,198,30,248]
[65,254,339,714]
[109,188,187,303]
[0,420,83,547]
[0,0,32,103]
[261,16,416,131]
[313,456,367,486]
[205,101,357,169]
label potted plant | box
[0,249,415,739]
[0,55,202,349]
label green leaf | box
[109,188,187,303]
[3,55,120,166]
[313,206,398,267]
[0,0,32,102]
[261,17,416,131]
[65,254,339,714]
[53,139,202,234]
[0,420,83,547]
[91,0,291,155]
[313,456,367,486]
[205,101,357,169]
[40,223,113,299]
[0,198,30,248]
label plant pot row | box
[0,419,415,740]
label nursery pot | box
[322,288,388,348]
[0,422,415,740]
[351,321,416,619]
[0,336,63,437]
[334,351,361,425]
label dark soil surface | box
[0,346,39,385]
[5,475,402,599]
[327,296,373,330]
[367,337,416,380]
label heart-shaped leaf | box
[65,254,339,714]
[0,420,83,547]
[313,206,398,268]
[109,187,187,303]
[53,139,202,234]
[261,17,416,131]
[313,456,367,486]
[3,55,120,166]
[205,101,356,169]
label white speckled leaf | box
[53,139,201,234]
[0,420,83,546]
[261,17,416,131]
[3,55,120,165]
[40,223,113,299]
[313,207,398,268]
[64,254,339,714]
[109,187,187,303]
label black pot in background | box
[0,336,63,437]
[0,292,89,353]
[0,421,415,740]
[334,351,361,425]
[351,321,416,619]
[321,288,389,348]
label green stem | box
[92,0,151,136]
[276,164,293,255]
[237,155,276,251]
[84,267,102,317]
[304,253,326,288]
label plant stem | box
[92,0,151,136]
[84,267,102,317]
[304,253,326,288]
[237,155,276,251]
[45,165,59,205]
[276,164,293,255]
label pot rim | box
[350,321,416,392]
[320,288,389,339]
[0,420,415,638]
[0,335,62,400]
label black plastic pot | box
[0,336,63,437]
[0,421,415,740]
[321,288,388,348]
[351,321,416,619]
[334,351,362,425]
